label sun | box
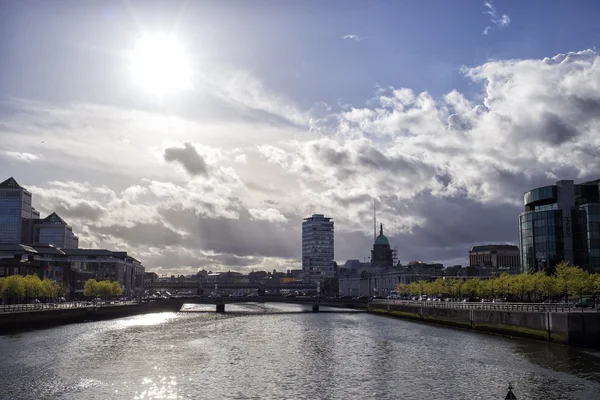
[130,33,193,96]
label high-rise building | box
[302,214,334,280]
[519,179,600,273]
[0,177,39,244]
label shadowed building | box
[469,244,520,271]
[0,177,40,244]
[32,212,79,249]
[371,223,394,270]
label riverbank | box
[368,301,600,349]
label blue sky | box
[1,0,600,273]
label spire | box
[505,384,517,400]
[380,223,383,236]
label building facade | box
[0,177,39,244]
[302,214,334,280]
[371,224,395,269]
[33,212,79,249]
[519,179,600,273]
[469,244,520,270]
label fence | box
[0,300,140,314]
[372,299,599,313]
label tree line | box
[396,261,600,301]
[83,279,123,298]
[0,274,63,301]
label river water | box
[1,303,600,400]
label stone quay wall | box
[369,302,600,350]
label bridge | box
[146,296,368,313]
[145,281,319,292]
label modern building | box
[302,214,334,280]
[469,244,520,270]
[519,179,600,273]
[33,212,79,249]
[0,177,40,244]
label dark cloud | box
[539,112,579,145]
[163,142,209,176]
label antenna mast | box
[373,199,376,242]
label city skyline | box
[2,1,600,275]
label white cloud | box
[1,151,38,163]
[483,1,511,35]
[248,207,288,223]
[4,49,600,273]
[342,34,362,41]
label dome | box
[374,223,389,245]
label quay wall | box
[0,303,150,333]
[369,303,600,349]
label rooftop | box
[470,244,519,252]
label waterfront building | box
[0,177,40,244]
[61,249,145,296]
[519,179,600,273]
[302,214,335,280]
[32,212,79,249]
[469,244,520,272]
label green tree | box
[460,278,481,300]
[110,281,123,297]
[41,278,61,299]
[84,279,98,298]
[23,275,43,302]
[2,275,25,300]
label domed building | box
[371,223,395,270]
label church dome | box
[374,223,389,246]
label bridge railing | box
[0,300,141,314]
[371,299,598,313]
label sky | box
[1,0,600,275]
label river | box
[1,303,599,400]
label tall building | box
[519,179,600,273]
[0,177,39,244]
[302,214,334,280]
[33,212,79,249]
[469,244,520,270]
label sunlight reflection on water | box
[113,312,178,329]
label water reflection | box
[0,303,599,399]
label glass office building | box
[519,179,600,273]
[0,177,38,244]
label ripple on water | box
[0,304,600,400]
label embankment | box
[0,300,185,333]
[369,302,600,350]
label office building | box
[33,212,79,249]
[302,214,334,279]
[0,177,39,244]
[519,179,600,273]
[469,244,520,270]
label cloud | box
[1,150,38,163]
[342,34,362,41]
[163,142,209,176]
[483,1,511,35]
[5,49,600,274]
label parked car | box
[575,297,596,308]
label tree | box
[23,275,43,302]
[41,278,61,299]
[2,275,25,300]
[110,281,123,297]
[84,279,98,298]
[460,278,481,300]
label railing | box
[371,299,599,313]
[0,300,140,314]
